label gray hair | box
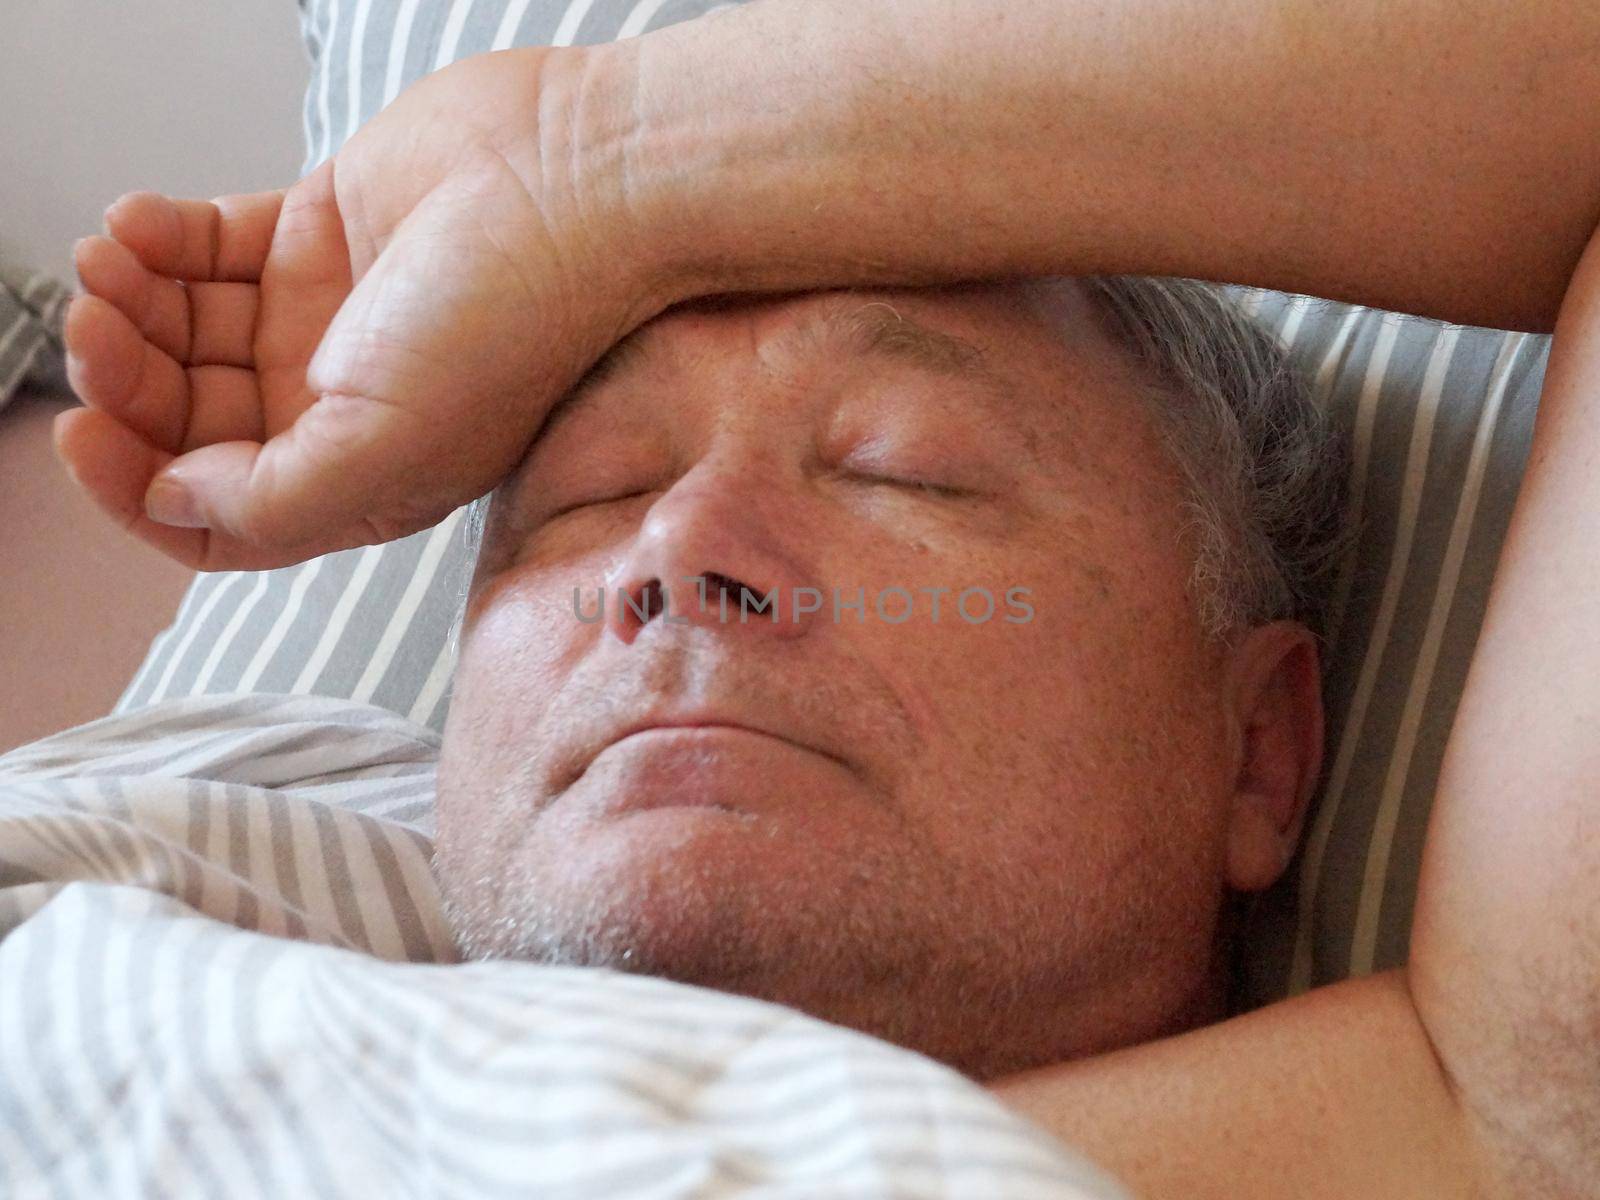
[448,276,1350,656]
[1078,276,1351,645]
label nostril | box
[701,571,759,613]
[639,579,665,621]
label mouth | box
[561,714,853,792]
[617,719,773,742]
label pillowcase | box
[0,242,71,416]
[111,0,1551,1011]
[1225,292,1545,1008]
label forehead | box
[538,279,1118,433]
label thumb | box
[141,393,436,549]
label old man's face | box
[436,279,1292,1080]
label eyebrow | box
[792,300,1017,400]
[534,299,1019,439]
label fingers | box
[103,188,287,283]
[72,235,191,361]
[64,293,191,452]
[73,235,260,370]
[64,293,267,456]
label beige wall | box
[0,2,312,751]
[0,0,310,282]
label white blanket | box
[0,693,1130,1199]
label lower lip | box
[579,725,814,813]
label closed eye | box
[847,471,976,500]
[546,488,655,520]
[545,474,978,520]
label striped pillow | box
[0,248,71,416]
[1227,295,1545,1008]
[111,0,1550,1010]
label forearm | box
[606,0,1600,333]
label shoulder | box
[990,969,1489,1199]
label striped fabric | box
[0,245,71,416]
[102,0,1552,1011]
[1227,294,1547,1009]
[0,692,1130,1199]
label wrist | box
[555,41,685,325]
[479,41,685,340]
[601,4,892,305]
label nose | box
[601,462,824,644]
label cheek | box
[447,568,604,771]
[892,531,1223,861]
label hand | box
[56,44,666,572]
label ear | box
[1219,620,1325,892]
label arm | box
[58,0,1596,561]
[613,0,1600,333]
[1404,202,1600,1197]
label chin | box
[442,813,794,967]
[443,808,934,1024]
